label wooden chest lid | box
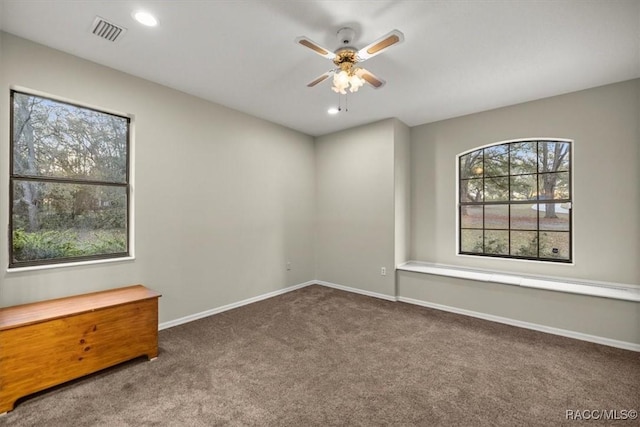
[0,285,161,331]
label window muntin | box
[10,91,130,267]
[458,140,571,262]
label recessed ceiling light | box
[327,107,339,115]
[133,11,158,27]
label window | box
[10,91,130,267]
[458,139,571,262]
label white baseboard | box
[315,280,397,302]
[158,280,395,331]
[398,296,640,352]
[158,281,315,330]
[158,279,638,352]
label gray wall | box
[314,118,410,298]
[315,119,396,297]
[399,271,639,345]
[403,79,640,345]
[0,33,316,323]
[410,79,640,284]
[394,119,411,269]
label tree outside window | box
[10,91,130,267]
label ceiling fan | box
[295,27,404,94]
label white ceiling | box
[1,1,639,137]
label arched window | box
[458,139,572,262]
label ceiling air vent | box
[91,16,126,42]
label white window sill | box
[7,256,135,273]
[397,261,640,303]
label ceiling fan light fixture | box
[331,68,365,95]
[348,71,365,93]
[331,70,349,94]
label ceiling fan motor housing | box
[336,27,356,46]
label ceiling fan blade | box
[357,29,404,61]
[307,70,334,87]
[295,36,336,60]
[357,68,386,89]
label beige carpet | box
[1,285,638,426]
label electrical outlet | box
[286,261,291,271]
[381,267,386,276]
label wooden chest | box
[0,285,161,414]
